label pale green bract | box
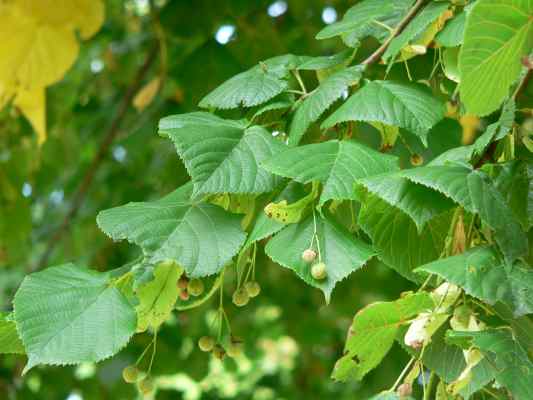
[0,313,25,354]
[136,262,183,332]
[265,212,374,303]
[159,112,285,198]
[263,139,399,206]
[322,81,445,145]
[417,246,533,317]
[97,183,246,278]
[382,1,450,63]
[459,0,533,116]
[332,292,434,382]
[447,329,533,400]
[13,263,136,373]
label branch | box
[35,43,159,271]
[361,0,427,66]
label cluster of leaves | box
[2,0,533,399]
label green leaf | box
[97,183,246,278]
[0,313,25,354]
[263,139,399,206]
[198,55,298,109]
[358,195,451,281]
[416,246,533,318]
[322,81,445,146]
[159,112,284,197]
[459,0,533,116]
[13,263,136,373]
[467,170,528,263]
[288,66,364,145]
[401,165,474,213]
[332,292,434,381]
[296,49,353,70]
[357,171,456,231]
[136,261,183,332]
[447,329,533,400]
[250,93,294,122]
[436,12,466,47]
[383,2,450,63]
[316,0,414,46]
[265,212,374,303]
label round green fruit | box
[122,365,139,383]
[138,377,154,395]
[188,279,204,296]
[311,262,327,280]
[301,248,317,263]
[232,288,249,307]
[198,336,214,352]
[244,281,261,298]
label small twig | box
[361,0,427,66]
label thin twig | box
[361,0,428,66]
[35,43,159,270]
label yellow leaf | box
[133,77,161,112]
[0,4,79,89]
[15,87,46,144]
[72,0,105,40]
[15,0,104,39]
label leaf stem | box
[389,357,415,392]
[293,70,307,94]
[362,0,428,66]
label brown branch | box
[35,43,159,271]
[361,0,428,66]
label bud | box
[410,153,424,166]
[397,382,413,397]
[311,262,327,280]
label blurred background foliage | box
[0,0,472,398]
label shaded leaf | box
[357,171,456,231]
[358,195,451,281]
[467,170,528,263]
